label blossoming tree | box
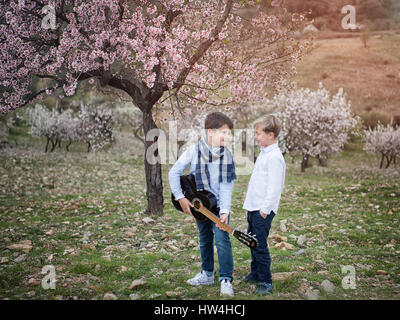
[363,122,400,169]
[0,0,308,215]
[25,104,59,152]
[272,84,358,172]
[25,103,113,152]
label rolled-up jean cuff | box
[219,276,233,283]
[204,270,214,277]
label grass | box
[0,126,399,300]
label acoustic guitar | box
[171,174,258,248]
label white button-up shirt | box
[243,142,286,215]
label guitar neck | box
[195,202,234,235]
[192,199,258,249]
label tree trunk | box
[50,138,57,152]
[142,109,164,216]
[66,139,72,152]
[317,155,327,167]
[386,154,393,169]
[45,137,50,153]
[379,153,385,169]
[301,154,309,172]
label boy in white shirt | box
[242,114,286,295]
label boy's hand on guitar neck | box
[217,213,229,231]
[178,198,194,217]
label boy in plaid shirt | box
[169,112,237,297]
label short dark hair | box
[204,112,234,130]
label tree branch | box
[173,0,233,91]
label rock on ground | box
[321,279,335,293]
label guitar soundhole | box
[192,198,202,210]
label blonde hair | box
[254,114,282,138]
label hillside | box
[294,32,400,117]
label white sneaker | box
[187,271,214,286]
[220,279,234,297]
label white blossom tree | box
[78,103,115,152]
[57,108,81,151]
[26,103,114,152]
[25,104,59,152]
[114,103,145,144]
[363,122,400,168]
[271,83,358,171]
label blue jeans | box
[195,207,234,282]
[247,210,275,284]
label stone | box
[81,244,96,250]
[0,257,9,264]
[187,240,197,247]
[129,279,147,289]
[272,272,299,281]
[103,293,117,300]
[15,254,27,263]
[274,234,287,242]
[293,249,305,256]
[321,279,335,293]
[28,278,41,286]
[125,231,135,237]
[129,293,140,300]
[6,240,32,253]
[168,244,180,251]
[119,266,128,273]
[305,288,320,300]
[26,290,36,298]
[280,220,288,233]
[142,217,155,224]
[165,291,180,297]
[317,270,329,275]
[274,241,295,250]
[297,235,307,246]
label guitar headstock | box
[233,230,258,248]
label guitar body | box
[171,174,218,222]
